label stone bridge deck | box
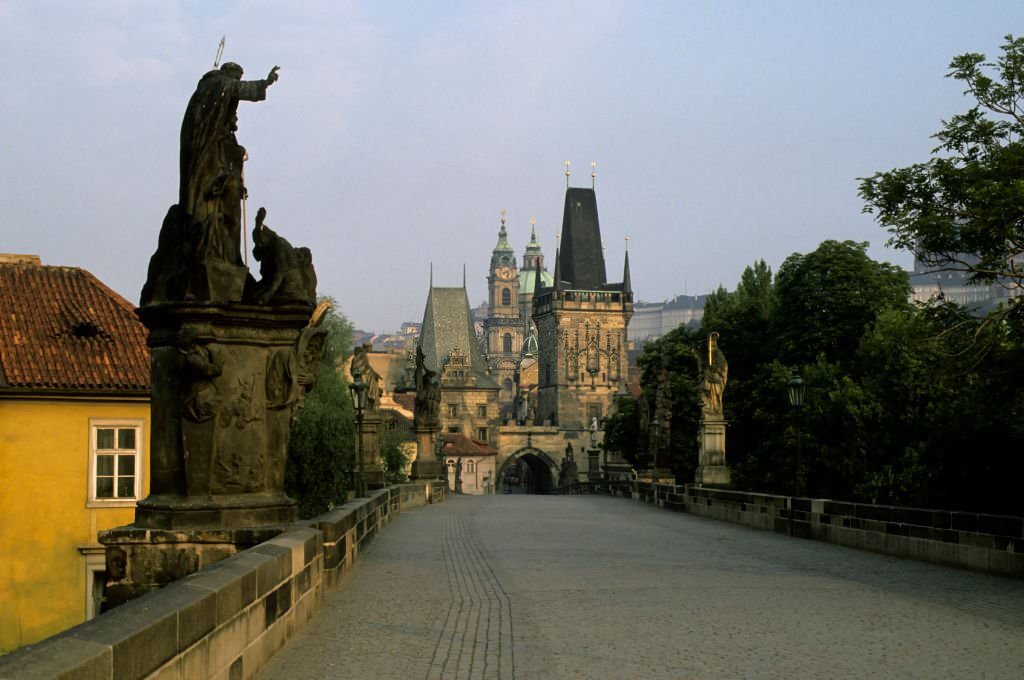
[257,495,1024,679]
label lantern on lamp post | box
[348,366,368,498]
[787,371,806,498]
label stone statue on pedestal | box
[694,331,728,417]
[414,346,440,430]
[100,57,329,609]
[693,332,731,487]
[129,60,324,527]
[351,343,383,413]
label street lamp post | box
[649,416,660,480]
[787,370,805,535]
[348,366,368,498]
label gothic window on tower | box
[501,288,511,306]
[503,333,512,353]
[447,403,458,417]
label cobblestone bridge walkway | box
[258,495,1024,679]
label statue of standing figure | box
[414,346,440,429]
[142,61,281,305]
[179,62,279,265]
[694,332,728,417]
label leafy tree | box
[700,259,777,378]
[602,394,646,468]
[698,260,779,481]
[775,240,910,366]
[380,428,411,484]
[854,301,1024,514]
[633,326,702,481]
[285,298,356,518]
[859,35,1024,310]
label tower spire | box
[565,160,571,189]
[622,249,632,294]
[591,161,597,190]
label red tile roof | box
[393,392,416,412]
[0,260,149,393]
[439,432,497,457]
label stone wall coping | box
[0,482,439,680]
[682,486,1024,539]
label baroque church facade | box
[417,184,633,492]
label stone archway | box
[497,448,557,494]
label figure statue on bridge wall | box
[414,346,440,430]
[694,332,731,487]
[142,61,282,305]
[100,53,327,609]
[694,332,728,417]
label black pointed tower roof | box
[622,249,632,294]
[556,188,607,290]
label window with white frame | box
[89,420,143,506]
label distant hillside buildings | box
[908,255,1022,313]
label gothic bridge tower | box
[532,187,633,429]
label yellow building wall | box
[0,398,149,653]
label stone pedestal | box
[99,525,283,610]
[98,301,324,609]
[695,415,731,487]
[360,411,385,489]
[132,302,317,529]
[412,426,444,479]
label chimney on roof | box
[0,254,42,265]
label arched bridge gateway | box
[497,447,558,494]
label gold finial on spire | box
[625,234,630,252]
[565,160,571,188]
[500,209,506,226]
[530,216,537,237]
[591,161,597,189]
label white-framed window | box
[88,419,143,507]
[78,546,106,619]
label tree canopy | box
[859,34,1024,312]
[607,240,1023,515]
[285,298,356,518]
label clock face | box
[495,266,515,280]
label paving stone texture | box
[257,495,1024,679]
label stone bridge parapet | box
[565,480,1024,578]
[0,482,446,680]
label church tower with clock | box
[484,212,523,409]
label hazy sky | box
[2,2,1022,332]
